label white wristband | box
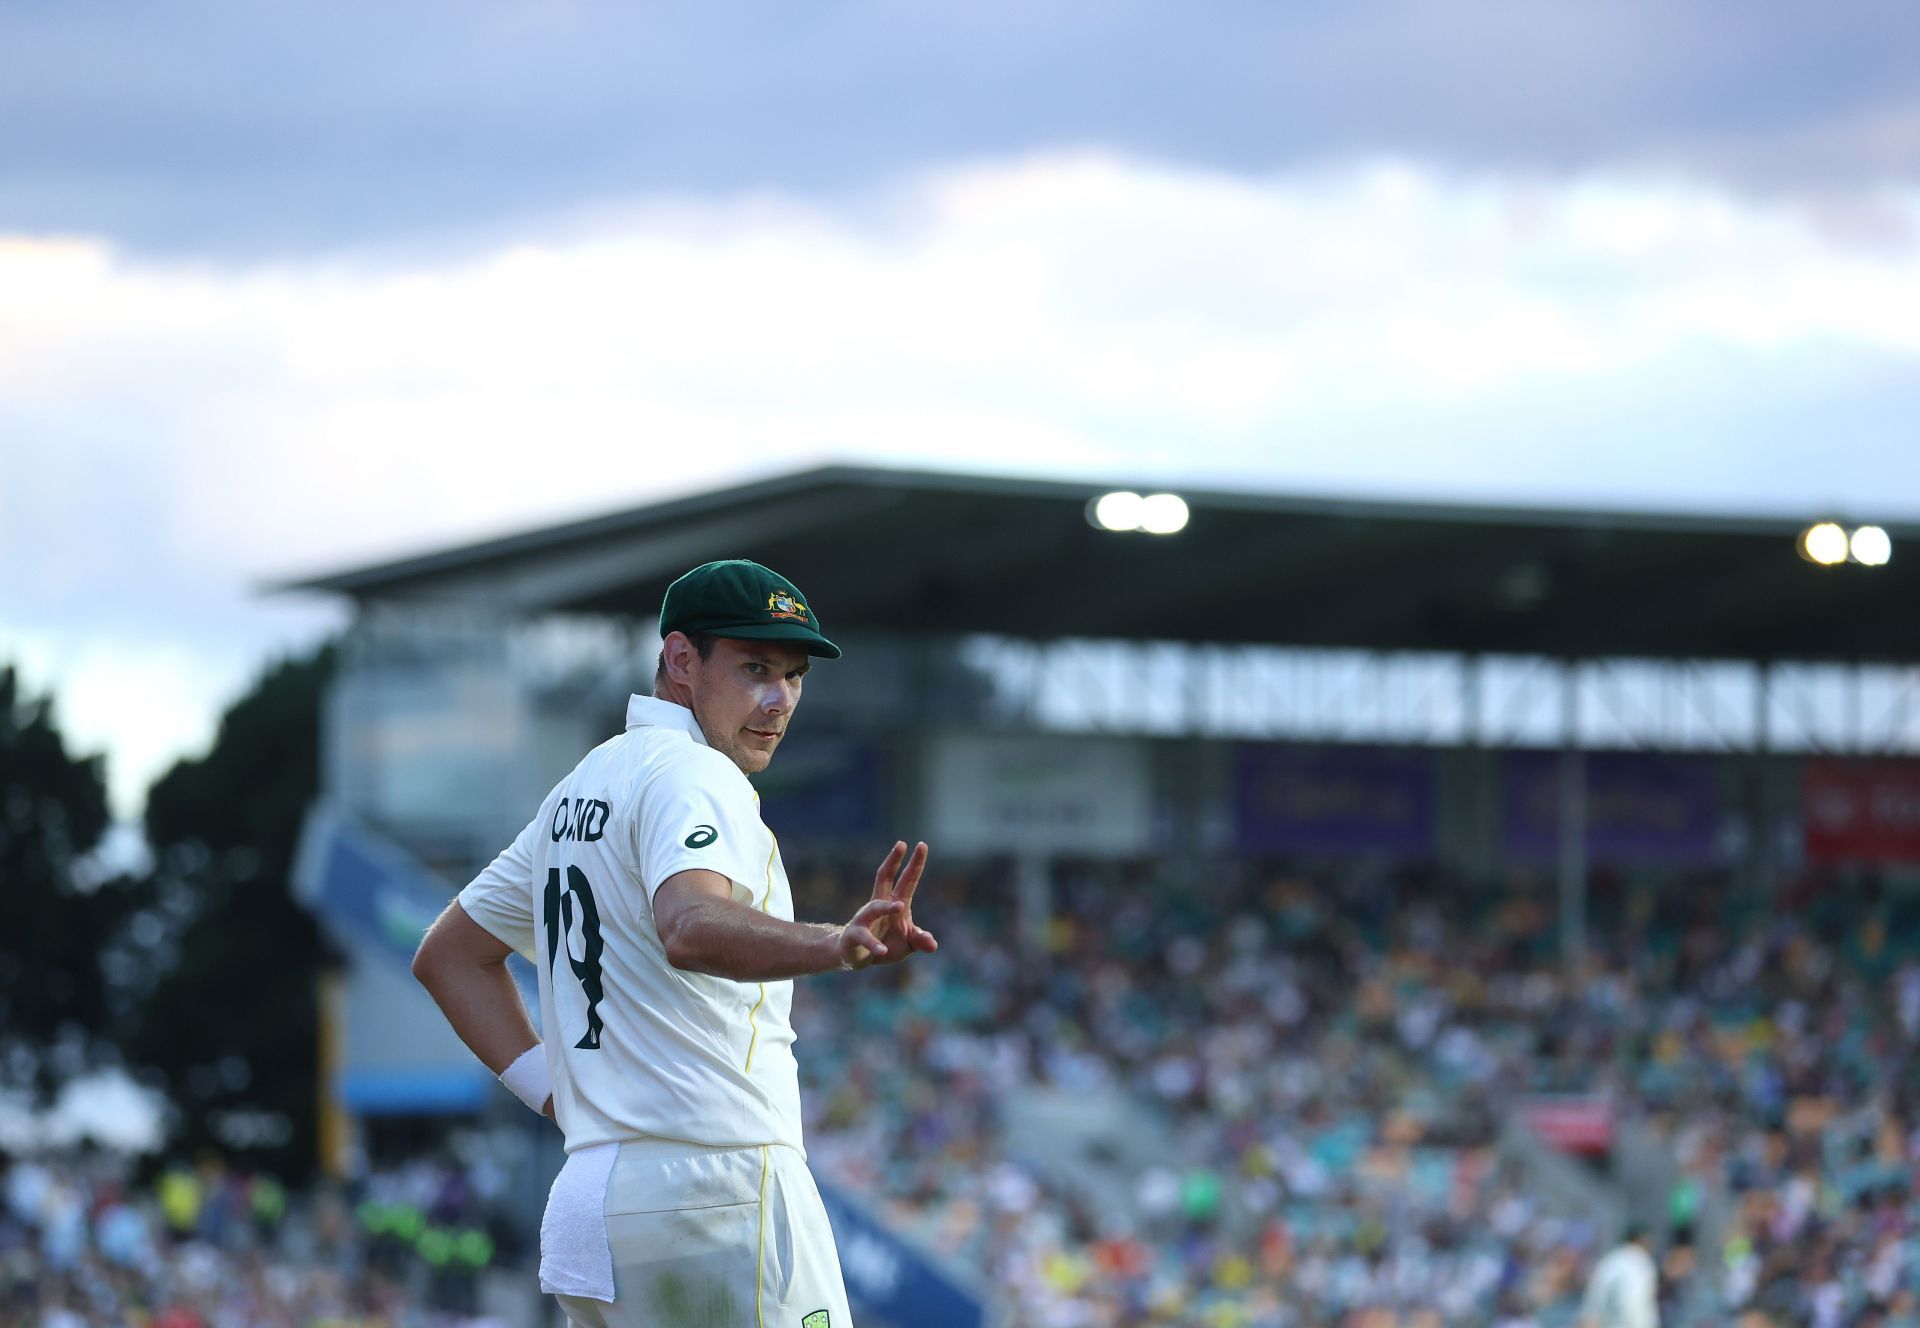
[499,1044,553,1115]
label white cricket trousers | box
[554,1138,852,1328]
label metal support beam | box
[1463,655,1491,880]
[1851,663,1865,752]
[1559,660,1588,976]
[1016,853,1052,959]
[1753,662,1775,899]
[1187,644,1211,736]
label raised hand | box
[838,841,937,970]
[871,839,935,961]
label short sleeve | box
[457,811,543,961]
[634,754,766,906]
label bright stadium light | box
[1090,491,1145,531]
[1799,522,1849,566]
[1088,489,1189,534]
[1851,525,1893,567]
[1139,493,1190,535]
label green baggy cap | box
[660,560,841,659]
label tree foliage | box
[0,666,128,1095]
[127,645,335,1177]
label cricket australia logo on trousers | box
[802,1313,830,1328]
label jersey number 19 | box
[543,866,606,1050]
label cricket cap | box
[660,559,842,659]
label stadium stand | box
[8,856,1919,1326]
[108,464,1902,1327]
[1,1150,518,1326]
[789,857,1920,1327]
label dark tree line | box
[0,666,128,1092]
[1,648,334,1177]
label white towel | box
[538,1141,619,1301]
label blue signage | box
[294,805,539,1002]
[1234,744,1438,857]
[296,807,460,968]
[1503,751,1721,864]
[756,738,886,841]
[816,1182,987,1328]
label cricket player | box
[1579,1223,1661,1328]
[413,559,936,1327]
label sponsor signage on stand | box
[1518,1095,1616,1157]
[1232,745,1437,857]
[925,734,1153,856]
[818,1182,987,1328]
[1804,758,1920,863]
[1502,751,1721,865]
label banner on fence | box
[1233,745,1436,856]
[1503,751,1720,864]
[1804,758,1920,863]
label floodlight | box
[1851,525,1892,567]
[1799,522,1848,566]
[1091,491,1145,531]
[1139,493,1190,535]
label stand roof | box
[283,465,1920,663]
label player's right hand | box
[868,840,935,962]
[838,896,906,970]
[840,841,937,969]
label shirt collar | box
[625,694,709,746]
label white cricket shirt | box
[458,694,805,1156]
[1581,1242,1659,1328]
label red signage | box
[1519,1096,1615,1157]
[1804,759,1920,864]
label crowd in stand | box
[9,858,1920,1327]
[792,858,1920,1327]
[0,1151,512,1327]
[1614,871,1920,1328]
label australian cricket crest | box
[767,589,811,623]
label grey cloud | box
[1664,102,1920,205]
[1179,352,1920,523]
[5,1,1920,255]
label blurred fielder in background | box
[1580,1223,1661,1328]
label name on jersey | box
[551,797,611,843]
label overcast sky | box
[6,1,1920,815]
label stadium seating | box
[791,858,1920,1327]
[6,859,1916,1327]
[0,1151,512,1326]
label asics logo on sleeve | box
[684,824,718,848]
